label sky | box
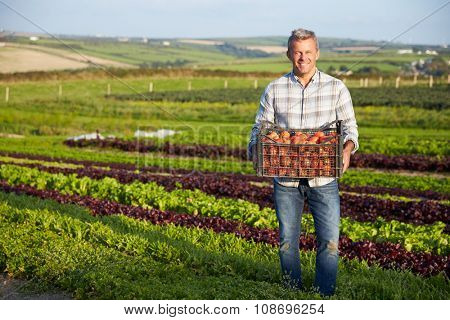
[0,0,449,45]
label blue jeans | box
[274,179,340,296]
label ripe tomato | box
[314,131,325,138]
[280,131,290,139]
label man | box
[248,28,358,296]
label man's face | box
[287,38,319,76]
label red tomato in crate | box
[308,136,319,144]
[302,158,311,168]
[318,146,328,157]
[319,168,333,176]
[280,131,290,139]
[321,145,333,155]
[270,157,280,167]
[268,145,278,156]
[311,159,319,169]
[280,156,291,167]
[289,145,301,156]
[289,169,298,177]
[291,135,306,144]
[274,138,284,143]
[314,131,325,138]
[279,146,289,156]
[279,168,289,176]
[267,131,279,140]
[319,158,330,168]
[290,136,297,144]
[318,136,330,144]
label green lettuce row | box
[0,192,448,299]
[0,199,304,299]
[340,170,449,194]
[0,136,448,193]
[4,149,447,205]
[1,153,448,202]
[0,164,448,255]
[359,137,449,156]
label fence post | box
[188,81,192,91]
[149,82,153,92]
[378,76,383,86]
[5,87,9,103]
[224,79,228,89]
[364,78,369,87]
[429,75,433,88]
[413,74,417,85]
[359,78,363,87]
[254,79,258,89]
[395,77,400,89]
[58,84,62,100]
[106,83,111,96]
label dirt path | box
[0,273,72,300]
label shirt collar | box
[290,68,320,86]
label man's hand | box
[343,140,355,173]
[248,144,257,169]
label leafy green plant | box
[0,191,449,299]
[1,164,448,254]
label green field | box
[0,77,448,157]
[8,35,449,76]
[0,54,449,301]
[204,55,413,73]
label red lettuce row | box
[351,153,449,172]
[0,151,448,201]
[338,184,449,201]
[63,138,247,160]
[0,181,447,278]
[2,160,448,229]
[63,138,450,172]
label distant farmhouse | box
[397,49,413,54]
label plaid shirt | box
[248,69,359,187]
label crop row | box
[351,153,449,172]
[1,151,449,199]
[0,163,448,255]
[2,161,448,228]
[0,196,301,299]
[63,138,450,172]
[111,86,449,110]
[359,136,449,157]
[1,180,448,278]
[1,192,448,299]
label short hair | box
[287,28,319,51]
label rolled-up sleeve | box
[248,84,275,159]
[336,84,359,154]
